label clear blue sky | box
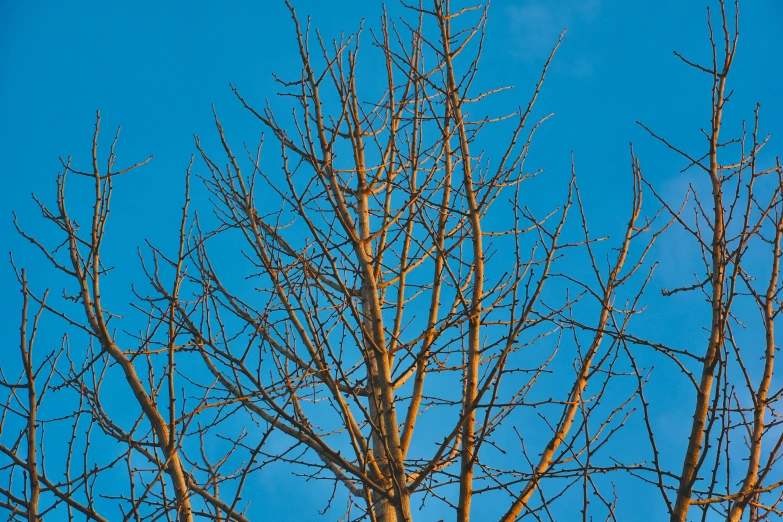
[1,1,782,520]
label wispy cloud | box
[505,0,600,75]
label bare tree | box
[636,3,783,521]
[2,1,781,521]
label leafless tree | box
[2,1,781,521]
[636,3,783,521]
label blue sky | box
[2,0,780,258]
[2,0,782,520]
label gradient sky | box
[1,1,782,520]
